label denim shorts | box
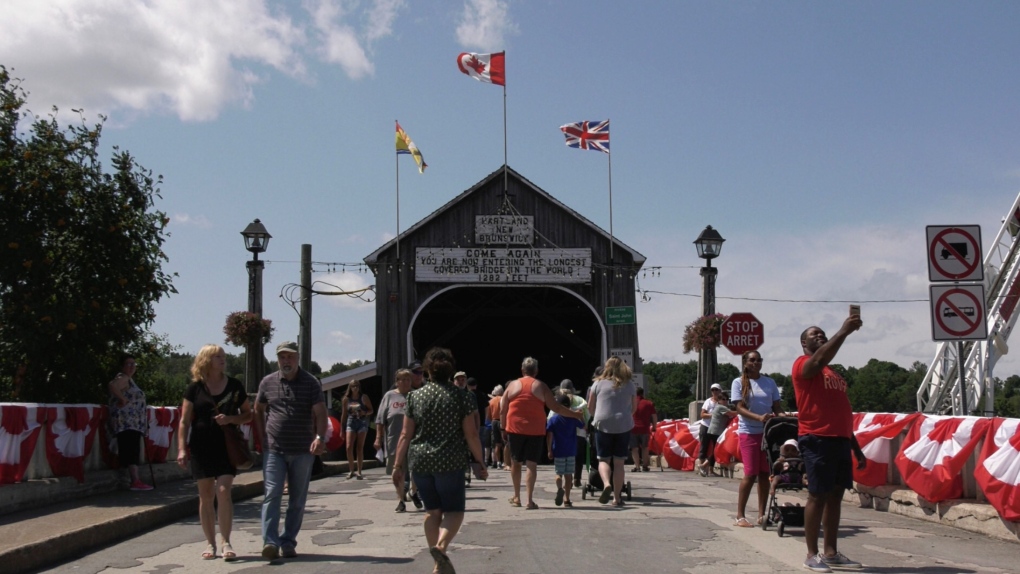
[412,469,466,512]
[594,430,630,460]
[346,417,368,433]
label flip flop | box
[508,497,521,507]
[598,486,612,504]
[554,487,564,506]
[734,517,754,528]
[563,500,573,508]
[430,546,456,574]
[526,501,539,510]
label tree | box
[0,67,176,403]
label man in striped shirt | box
[255,341,327,561]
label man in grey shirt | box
[255,341,327,561]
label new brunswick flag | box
[395,121,427,173]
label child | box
[770,439,806,496]
[700,391,737,476]
[547,392,583,507]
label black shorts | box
[491,421,504,445]
[799,434,853,495]
[507,433,545,464]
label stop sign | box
[720,312,764,355]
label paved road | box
[44,466,1018,574]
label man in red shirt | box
[792,312,863,573]
[629,387,657,472]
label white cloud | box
[1,0,402,121]
[456,0,515,51]
[172,213,213,228]
[313,272,374,310]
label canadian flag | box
[45,405,103,483]
[144,407,180,464]
[973,418,1020,521]
[0,404,46,483]
[714,417,742,465]
[456,51,506,86]
[662,420,700,471]
[895,415,992,502]
[853,412,921,487]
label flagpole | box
[502,83,508,200]
[395,121,401,264]
[608,138,614,263]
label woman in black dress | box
[177,345,252,561]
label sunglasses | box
[747,358,763,363]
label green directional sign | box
[605,306,636,325]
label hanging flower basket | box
[682,313,728,354]
[223,311,274,347]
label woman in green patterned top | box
[393,347,487,574]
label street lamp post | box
[241,219,271,395]
[694,225,725,403]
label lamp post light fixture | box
[694,225,725,403]
[241,219,271,394]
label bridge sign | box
[720,312,764,355]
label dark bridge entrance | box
[410,286,604,395]
[365,166,644,391]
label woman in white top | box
[730,350,783,527]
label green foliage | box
[644,360,697,419]
[323,359,370,377]
[0,67,177,403]
[844,359,920,414]
[995,375,1020,418]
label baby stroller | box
[760,416,805,537]
[580,430,632,501]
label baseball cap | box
[454,371,467,379]
[466,377,477,387]
[710,383,723,391]
[408,360,423,372]
[559,379,576,393]
[275,341,298,355]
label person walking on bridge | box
[501,357,582,509]
[793,313,864,572]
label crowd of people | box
[106,309,865,573]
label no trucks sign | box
[720,313,764,355]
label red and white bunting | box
[895,415,992,502]
[853,412,921,487]
[45,405,102,483]
[144,407,180,464]
[324,415,345,451]
[661,420,699,471]
[974,418,1020,521]
[0,404,46,483]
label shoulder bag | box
[209,385,253,470]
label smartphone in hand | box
[849,304,861,318]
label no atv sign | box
[720,313,764,355]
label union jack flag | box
[560,120,610,154]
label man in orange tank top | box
[500,357,583,509]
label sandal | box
[202,543,217,559]
[734,517,754,528]
[562,500,573,508]
[526,501,539,510]
[598,486,612,505]
[221,542,237,561]
[430,546,456,574]
[756,516,765,526]
[508,497,521,507]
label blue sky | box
[4,1,1020,382]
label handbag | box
[222,423,253,470]
[209,384,253,470]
